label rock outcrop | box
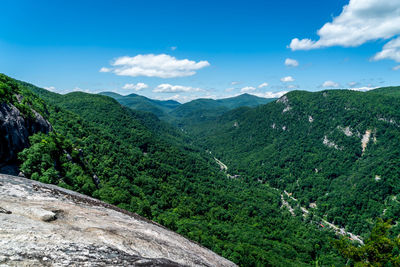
[0,174,236,267]
[0,103,51,172]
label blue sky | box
[1,0,400,102]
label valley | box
[178,88,400,239]
[1,73,400,266]
[0,74,346,266]
[3,1,400,265]
[214,157,364,245]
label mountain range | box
[1,72,400,266]
[100,91,275,124]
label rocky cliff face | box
[0,174,236,267]
[0,103,51,172]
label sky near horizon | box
[1,0,400,102]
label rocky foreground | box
[0,174,236,267]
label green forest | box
[182,89,400,238]
[2,73,400,266]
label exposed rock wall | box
[0,103,51,167]
[0,174,236,267]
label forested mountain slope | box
[368,86,400,97]
[0,74,345,266]
[168,94,275,127]
[185,89,400,237]
[216,93,276,109]
[103,91,275,127]
[99,91,180,119]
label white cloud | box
[99,67,111,72]
[289,38,319,51]
[285,58,299,67]
[153,83,202,93]
[350,86,377,92]
[170,46,177,51]
[393,65,400,70]
[373,37,400,62]
[281,76,295,82]
[258,82,269,88]
[240,86,256,93]
[122,83,148,91]
[322,81,340,88]
[289,0,400,57]
[231,81,240,85]
[252,91,289,98]
[101,54,210,78]
[225,87,235,92]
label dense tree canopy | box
[0,74,345,266]
[334,219,400,266]
[182,89,400,237]
[4,73,400,266]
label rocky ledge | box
[0,102,52,174]
[0,174,236,267]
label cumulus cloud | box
[373,37,400,62]
[289,38,319,51]
[252,91,289,98]
[289,0,400,62]
[100,54,210,78]
[99,67,111,72]
[285,58,299,67]
[122,83,148,91]
[258,82,269,88]
[281,76,295,82]
[322,81,340,88]
[393,65,400,70]
[153,83,202,93]
[240,86,256,93]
